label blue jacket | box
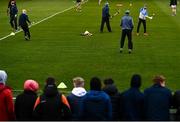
[144,84,172,120]
[82,90,112,120]
[120,15,134,30]
[67,87,87,120]
[19,13,31,26]
[121,88,144,120]
[102,5,110,18]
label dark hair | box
[46,77,56,85]
[103,78,114,85]
[130,74,141,88]
[90,77,101,91]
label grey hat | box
[125,10,130,14]
[0,70,7,85]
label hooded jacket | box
[67,87,87,120]
[82,90,112,120]
[0,84,15,121]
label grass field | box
[0,0,180,93]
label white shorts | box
[171,5,176,9]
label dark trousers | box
[21,24,30,39]
[120,29,133,49]
[137,18,146,33]
[100,17,111,32]
[10,15,17,30]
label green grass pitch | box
[0,0,180,93]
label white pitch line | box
[0,0,88,41]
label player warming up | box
[136,5,152,36]
[19,9,31,41]
[170,0,177,16]
[100,2,112,33]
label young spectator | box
[144,75,172,120]
[102,78,122,120]
[173,90,180,120]
[33,77,71,120]
[0,70,15,121]
[121,74,144,120]
[15,79,39,120]
[67,77,87,120]
[82,77,112,120]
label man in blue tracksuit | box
[100,2,112,32]
[19,9,31,40]
[120,10,134,54]
[8,0,18,32]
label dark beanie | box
[90,77,101,91]
[130,74,141,88]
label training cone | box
[57,82,67,89]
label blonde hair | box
[153,75,166,84]
[73,77,85,87]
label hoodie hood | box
[72,87,87,97]
[43,84,58,97]
[0,70,7,85]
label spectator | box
[33,77,71,120]
[144,75,172,120]
[15,79,39,120]
[0,70,15,121]
[173,90,180,120]
[170,0,177,16]
[102,78,122,120]
[121,74,144,120]
[82,77,112,120]
[67,77,87,120]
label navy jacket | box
[102,5,110,18]
[82,90,112,120]
[121,88,144,120]
[10,5,18,16]
[103,84,122,120]
[19,13,31,26]
[144,84,172,120]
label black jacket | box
[15,90,38,120]
[173,90,180,120]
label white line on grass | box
[0,0,88,41]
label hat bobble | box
[24,80,39,92]
[0,70,7,85]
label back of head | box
[24,79,39,92]
[130,74,141,88]
[90,77,101,91]
[73,77,85,87]
[125,10,130,15]
[44,77,58,97]
[0,70,7,85]
[22,9,27,14]
[153,75,166,85]
[105,2,109,7]
[103,78,114,85]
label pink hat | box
[24,80,39,92]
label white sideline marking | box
[0,0,88,41]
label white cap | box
[22,9,27,14]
